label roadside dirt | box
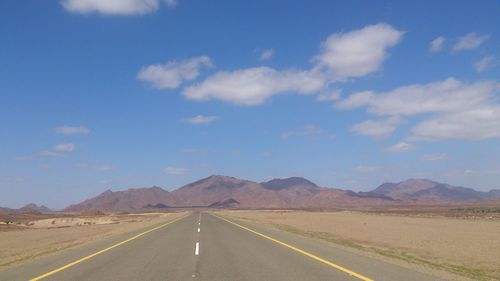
[0,212,186,270]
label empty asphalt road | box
[1,212,444,281]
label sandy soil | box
[0,212,186,270]
[220,210,500,281]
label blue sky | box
[1,0,499,209]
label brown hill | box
[64,175,393,211]
[0,204,52,215]
[0,207,14,215]
[170,175,287,208]
[64,186,173,212]
[18,203,52,213]
[63,176,500,212]
[367,179,500,202]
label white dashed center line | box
[195,242,200,256]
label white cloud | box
[430,36,445,53]
[53,143,76,152]
[384,142,415,153]
[183,115,218,125]
[183,67,325,106]
[281,124,323,139]
[260,49,275,60]
[138,56,213,89]
[336,78,497,116]
[54,125,90,135]
[167,23,402,106]
[351,117,404,139]
[163,167,188,175]
[421,154,448,161]
[337,77,500,141]
[453,33,490,52]
[475,55,495,72]
[316,89,342,102]
[312,23,404,80]
[410,106,500,141]
[61,0,160,15]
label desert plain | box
[1,206,499,281]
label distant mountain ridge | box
[65,186,172,212]
[0,203,52,215]
[19,203,52,213]
[62,176,500,212]
[367,179,499,202]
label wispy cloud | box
[429,36,445,53]
[259,48,275,60]
[54,125,90,135]
[281,124,323,139]
[163,167,189,175]
[17,143,76,160]
[351,116,404,139]
[183,115,218,125]
[354,165,382,173]
[421,154,448,161]
[61,0,164,15]
[474,55,495,72]
[453,33,490,52]
[384,142,415,153]
[138,56,213,89]
[52,143,75,152]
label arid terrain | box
[2,207,499,281]
[0,211,186,270]
[2,176,499,280]
[219,208,500,281]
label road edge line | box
[212,213,374,281]
[29,213,189,281]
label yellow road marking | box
[213,214,374,281]
[29,213,189,281]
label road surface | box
[1,212,444,281]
